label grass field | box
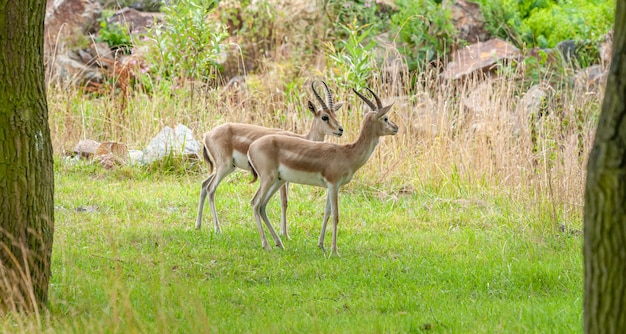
[7,156,579,333]
[2,46,593,331]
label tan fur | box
[196,81,344,236]
[247,88,399,255]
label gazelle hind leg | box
[251,177,274,250]
[207,165,236,233]
[251,175,283,250]
[195,174,215,230]
[259,180,286,249]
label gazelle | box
[247,87,399,255]
[196,81,344,235]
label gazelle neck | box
[346,116,381,170]
[304,125,326,142]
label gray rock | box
[141,124,201,164]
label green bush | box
[324,22,377,91]
[217,0,276,55]
[145,0,227,82]
[98,17,132,53]
[477,0,614,49]
[390,0,456,71]
[523,0,614,48]
[324,0,390,38]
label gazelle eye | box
[383,117,388,123]
[322,115,329,121]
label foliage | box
[523,0,614,48]
[97,19,132,54]
[476,0,614,49]
[323,0,391,39]
[324,22,377,91]
[217,0,276,58]
[390,0,456,70]
[145,0,227,82]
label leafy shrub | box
[145,0,227,82]
[390,0,456,70]
[324,22,377,91]
[523,0,614,48]
[217,0,276,56]
[98,17,132,53]
[324,0,390,38]
[477,0,614,49]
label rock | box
[95,141,130,169]
[556,40,578,64]
[141,124,201,164]
[44,0,102,57]
[442,38,521,80]
[574,65,607,93]
[101,0,167,12]
[128,150,145,165]
[107,7,163,34]
[462,80,496,133]
[73,139,101,158]
[51,54,104,87]
[444,0,490,44]
[513,85,547,135]
[463,80,494,115]
[409,93,439,138]
[599,29,613,66]
[87,41,116,68]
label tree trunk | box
[584,1,626,333]
[0,0,54,313]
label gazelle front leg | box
[328,186,340,256]
[318,191,331,250]
[279,183,290,239]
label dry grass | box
[48,50,601,235]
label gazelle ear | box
[376,103,394,118]
[333,101,345,111]
[307,100,318,115]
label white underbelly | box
[278,164,327,188]
[233,150,250,170]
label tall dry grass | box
[47,50,601,232]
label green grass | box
[30,160,583,333]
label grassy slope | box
[36,161,582,333]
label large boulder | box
[51,53,104,87]
[444,0,490,44]
[45,0,102,58]
[140,124,201,165]
[442,38,521,80]
[106,7,163,34]
[101,0,167,12]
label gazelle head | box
[353,87,399,137]
[308,80,344,138]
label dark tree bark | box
[0,0,54,312]
[584,1,626,333]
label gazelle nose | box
[338,127,344,133]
